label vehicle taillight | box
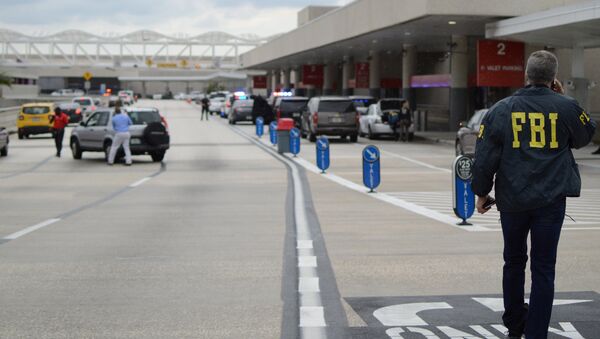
[226,102,231,108]
[76,108,81,115]
[90,106,96,111]
[312,112,318,126]
[18,115,24,120]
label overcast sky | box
[0,0,352,38]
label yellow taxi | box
[17,103,55,139]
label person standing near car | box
[472,51,596,339]
[51,107,69,157]
[397,100,412,142]
[107,102,133,166]
[201,96,210,120]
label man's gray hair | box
[526,50,558,85]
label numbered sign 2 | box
[255,117,264,137]
[290,127,301,156]
[316,137,330,173]
[362,145,381,192]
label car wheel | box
[350,134,358,143]
[71,139,83,159]
[18,130,24,140]
[151,151,165,162]
[455,140,463,156]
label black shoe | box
[56,153,60,157]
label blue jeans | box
[500,197,566,339]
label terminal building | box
[241,0,600,131]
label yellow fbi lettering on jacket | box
[512,112,559,149]
[478,124,485,139]
[580,111,590,125]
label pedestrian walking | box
[51,106,69,157]
[201,96,210,120]
[472,50,596,339]
[397,100,412,142]
[107,103,133,166]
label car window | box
[318,100,354,113]
[86,112,101,126]
[234,100,254,108]
[467,110,487,129]
[97,112,109,126]
[74,99,92,106]
[128,111,161,125]
[280,100,308,112]
[23,106,50,114]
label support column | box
[323,62,335,95]
[292,67,305,96]
[282,69,291,90]
[567,47,590,109]
[267,71,273,96]
[449,35,469,131]
[342,56,353,96]
[271,70,280,92]
[402,44,417,109]
[369,51,381,98]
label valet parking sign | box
[453,155,475,225]
[362,145,381,192]
[316,137,330,173]
[477,39,525,87]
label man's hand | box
[551,79,565,94]
[477,195,491,214]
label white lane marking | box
[292,157,490,232]
[352,144,452,173]
[299,277,321,293]
[232,125,328,336]
[300,306,327,327]
[297,240,314,249]
[129,177,151,188]
[3,218,61,240]
[298,256,318,268]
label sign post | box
[269,121,278,146]
[316,137,330,174]
[362,145,381,193]
[289,127,301,157]
[255,117,264,138]
[452,155,475,225]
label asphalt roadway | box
[0,100,599,338]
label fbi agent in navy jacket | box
[472,50,596,339]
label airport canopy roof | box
[486,0,600,48]
[241,0,577,69]
[118,72,248,82]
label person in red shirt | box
[51,107,69,157]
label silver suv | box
[300,96,359,142]
[70,107,170,162]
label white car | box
[359,99,415,140]
[51,89,84,97]
[118,90,135,105]
[152,94,163,100]
[72,96,98,120]
[174,92,188,100]
[209,97,225,113]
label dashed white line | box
[299,277,321,293]
[129,177,151,188]
[300,306,327,327]
[3,218,61,240]
[297,240,314,249]
[298,256,318,268]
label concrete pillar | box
[291,67,305,96]
[449,35,469,131]
[402,44,417,108]
[267,71,273,96]
[567,47,590,110]
[342,56,353,96]
[369,51,381,98]
[323,62,335,95]
[282,69,291,90]
[271,71,280,92]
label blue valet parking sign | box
[362,145,381,192]
[290,127,301,156]
[316,137,330,173]
[255,117,264,138]
[269,121,278,146]
[452,155,475,225]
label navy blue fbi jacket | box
[472,85,597,212]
